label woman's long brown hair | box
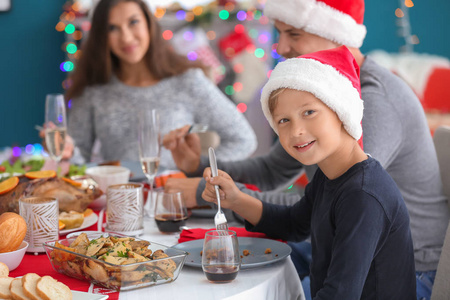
[66,0,207,100]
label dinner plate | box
[172,237,291,269]
[72,291,109,300]
[60,213,99,235]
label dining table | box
[10,209,305,300]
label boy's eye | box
[278,118,289,124]
[304,110,315,116]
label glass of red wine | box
[202,230,240,283]
[154,191,188,234]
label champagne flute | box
[44,94,67,170]
[138,109,161,218]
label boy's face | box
[274,20,339,59]
[272,89,350,166]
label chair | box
[430,126,450,300]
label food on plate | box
[0,177,19,195]
[0,177,100,215]
[59,221,66,230]
[83,208,93,217]
[49,233,180,290]
[61,177,82,188]
[36,275,72,300]
[59,211,84,230]
[10,278,29,300]
[0,212,27,253]
[243,249,250,256]
[22,273,44,300]
[264,248,272,254]
[0,261,9,277]
[0,277,13,299]
[25,170,57,180]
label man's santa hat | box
[264,0,367,48]
[260,46,364,141]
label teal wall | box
[0,2,65,148]
[0,1,449,147]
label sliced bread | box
[0,262,9,277]
[9,278,31,300]
[36,276,72,300]
[22,273,44,300]
[0,276,14,299]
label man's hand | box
[164,177,202,208]
[162,125,202,173]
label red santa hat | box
[263,0,366,48]
[260,46,364,141]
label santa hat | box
[260,46,364,140]
[263,0,366,48]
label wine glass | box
[154,191,188,234]
[138,109,161,218]
[44,94,67,169]
[202,230,240,283]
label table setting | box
[0,105,305,300]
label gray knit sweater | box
[192,57,449,272]
[68,68,257,169]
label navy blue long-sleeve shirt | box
[247,157,416,299]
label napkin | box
[178,227,284,243]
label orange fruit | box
[25,170,56,179]
[83,208,93,217]
[59,220,66,230]
[0,176,19,195]
[62,177,82,187]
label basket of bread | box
[43,232,187,291]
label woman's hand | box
[39,123,75,160]
[202,168,242,209]
[162,125,202,173]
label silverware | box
[187,124,208,135]
[208,147,228,233]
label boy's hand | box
[202,168,242,209]
[162,125,202,173]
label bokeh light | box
[25,144,35,154]
[65,24,75,34]
[176,10,186,20]
[206,30,216,40]
[405,0,414,7]
[162,30,173,40]
[236,11,247,21]
[225,85,235,95]
[55,22,65,32]
[66,43,77,54]
[237,103,247,113]
[395,8,404,18]
[12,147,21,157]
[234,24,245,34]
[187,51,198,61]
[183,31,194,41]
[233,82,243,92]
[219,10,230,20]
[254,48,265,58]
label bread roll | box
[0,212,27,253]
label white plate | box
[72,291,109,300]
[172,237,291,269]
[60,213,99,235]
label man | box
[163,0,448,298]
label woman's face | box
[108,1,150,66]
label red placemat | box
[178,227,284,243]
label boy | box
[202,46,416,299]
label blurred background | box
[0,0,449,158]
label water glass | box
[154,191,188,233]
[106,183,144,236]
[19,197,59,254]
[202,230,240,283]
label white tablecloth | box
[118,217,305,300]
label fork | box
[208,147,229,234]
[187,124,208,135]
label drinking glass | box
[202,230,240,283]
[45,94,67,164]
[138,109,161,218]
[106,183,144,236]
[154,191,188,233]
[19,196,59,254]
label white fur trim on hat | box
[261,58,364,140]
[263,0,367,48]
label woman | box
[60,0,257,168]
